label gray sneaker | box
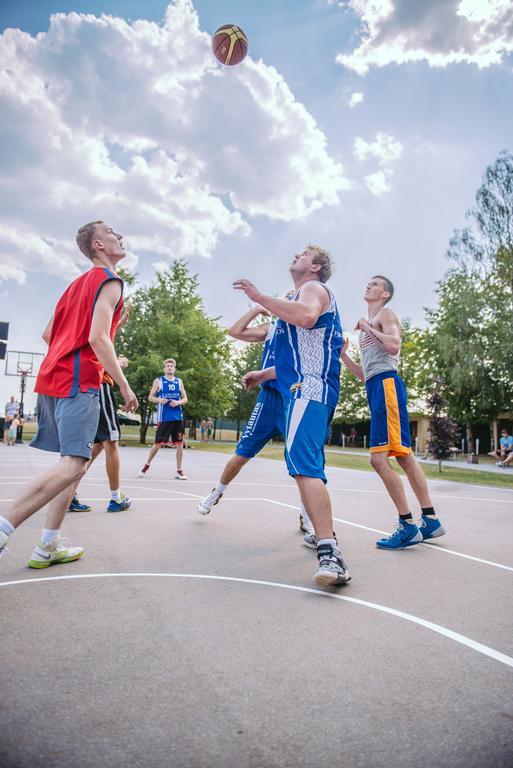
[304,530,338,550]
[313,543,351,587]
[299,513,314,535]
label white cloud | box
[0,0,349,284]
[353,132,403,165]
[364,171,391,195]
[353,132,403,194]
[336,0,513,74]
[347,91,364,107]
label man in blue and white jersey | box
[234,245,350,588]
[197,303,314,534]
[139,358,188,480]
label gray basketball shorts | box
[31,390,100,460]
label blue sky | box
[1,0,512,410]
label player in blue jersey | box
[139,358,188,480]
[234,246,351,587]
[197,304,314,534]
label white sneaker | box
[138,467,148,478]
[27,537,84,569]
[175,470,187,480]
[0,530,9,559]
[313,543,351,587]
[299,513,314,535]
[197,487,223,515]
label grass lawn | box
[16,423,513,490]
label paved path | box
[1,445,512,768]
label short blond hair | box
[309,244,333,283]
[163,358,176,366]
[76,221,103,260]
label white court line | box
[1,477,512,503]
[262,498,513,573]
[0,571,511,670]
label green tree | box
[427,151,513,446]
[226,341,265,440]
[337,342,369,423]
[117,261,234,443]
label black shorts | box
[94,382,121,443]
[155,420,184,445]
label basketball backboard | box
[5,350,45,378]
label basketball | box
[212,24,248,66]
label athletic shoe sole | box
[376,531,423,550]
[28,551,84,569]
[313,569,351,587]
[421,526,446,541]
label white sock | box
[317,538,337,549]
[300,505,312,527]
[215,482,227,494]
[41,528,60,545]
[0,516,15,536]
[111,489,122,502]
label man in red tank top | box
[0,221,138,568]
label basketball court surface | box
[1,444,512,767]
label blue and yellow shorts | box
[365,371,412,457]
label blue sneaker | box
[107,493,132,513]
[68,496,91,513]
[419,515,446,541]
[376,520,423,550]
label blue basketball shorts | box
[365,371,412,457]
[235,387,285,459]
[284,398,334,483]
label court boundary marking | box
[262,498,513,573]
[1,485,511,573]
[0,571,512,670]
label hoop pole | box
[16,372,27,444]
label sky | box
[1,0,512,412]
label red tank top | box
[35,267,124,397]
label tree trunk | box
[236,419,240,441]
[466,422,473,454]
[438,458,442,473]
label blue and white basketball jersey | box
[156,376,183,422]
[260,320,279,391]
[274,282,343,407]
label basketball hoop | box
[17,362,33,377]
[5,350,45,443]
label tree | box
[336,342,369,424]
[116,261,234,443]
[427,151,513,445]
[426,379,460,472]
[226,341,265,440]
[397,320,433,409]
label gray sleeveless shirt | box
[359,313,400,381]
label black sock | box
[422,507,436,517]
[399,512,413,522]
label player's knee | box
[370,453,385,472]
[61,456,88,483]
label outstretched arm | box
[340,338,364,382]
[242,366,277,391]
[228,305,270,342]
[42,314,54,345]
[233,280,327,329]
[355,308,401,355]
[89,280,138,412]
